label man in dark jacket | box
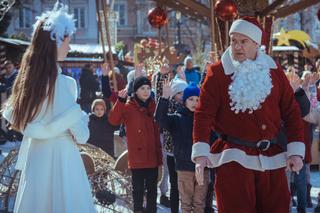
[0,60,23,144]
[0,60,18,96]
[79,64,100,113]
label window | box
[113,3,127,26]
[73,7,86,29]
[18,8,32,28]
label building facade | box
[4,0,210,53]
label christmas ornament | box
[147,7,168,29]
[215,0,238,21]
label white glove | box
[195,156,212,185]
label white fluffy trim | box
[287,142,305,159]
[207,148,287,171]
[191,142,211,162]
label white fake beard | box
[228,56,273,114]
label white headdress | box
[33,2,76,48]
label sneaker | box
[160,195,170,208]
[292,198,297,207]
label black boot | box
[160,195,170,208]
[307,184,313,208]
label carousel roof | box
[153,0,319,21]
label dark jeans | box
[205,168,215,210]
[167,155,179,213]
[293,164,307,212]
[131,167,158,213]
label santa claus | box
[192,17,305,212]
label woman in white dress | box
[2,3,96,213]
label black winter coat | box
[0,71,18,96]
[87,114,119,158]
[155,98,195,171]
[79,69,100,105]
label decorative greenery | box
[10,32,30,41]
[192,37,206,72]
[115,41,125,53]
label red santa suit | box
[192,17,305,213]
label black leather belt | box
[220,134,277,151]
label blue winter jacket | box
[184,68,201,85]
[155,98,195,171]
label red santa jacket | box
[109,97,162,169]
[192,61,305,171]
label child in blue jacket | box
[155,81,209,213]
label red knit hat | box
[229,16,264,45]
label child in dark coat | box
[87,99,118,158]
[155,81,208,213]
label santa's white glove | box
[195,156,212,185]
[286,155,303,175]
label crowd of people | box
[0,3,320,213]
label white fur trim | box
[23,104,86,139]
[207,148,287,171]
[221,47,277,75]
[229,19,262,45]
[191,142,211,162]
[287,142,305,159]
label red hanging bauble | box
[147,7,168,29]
[215,0,238,22]
[317,9,320,21]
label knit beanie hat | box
[183,82,200,102]
[170,79,188,98]
[184,56,193,66]
[133,76,151,92]
[229,16,264,45]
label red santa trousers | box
[215,161,290,213]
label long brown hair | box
[6,21,58,131]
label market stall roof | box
[0,37,115,55]
[153,0,319,21]
[272,46,300,51]
[155,0,210,22]
[69,44,115,54]
[63,57,103,62]
[0,37,30,46]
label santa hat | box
[229,16,263,45]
